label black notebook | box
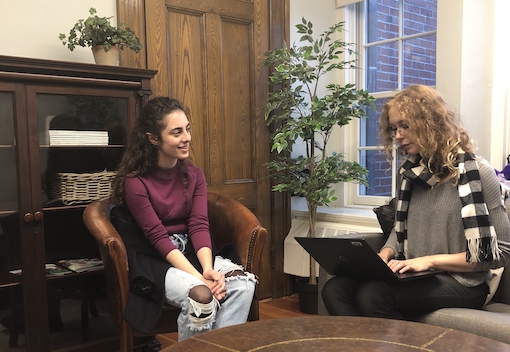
[295,236,442,284]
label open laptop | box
[295,236,442,284]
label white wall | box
[289,1,338,48]
[289,1,357,208]
[436,0,506,167]
[491,0,510,169]
[436,0,510,169]
[288,0,339,159]
[0,1,116,63]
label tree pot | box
[295,277,318,314]
[91,45,120,66]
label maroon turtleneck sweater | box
[123,163,211,259]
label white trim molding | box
[336,0,362,8]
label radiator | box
[284,218,381,277]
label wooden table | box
[162,315,510,351]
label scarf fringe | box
[466,236,502,263]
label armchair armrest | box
[83,198,130,326]
[206,193,267,321]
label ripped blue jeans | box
[164,235,256,341]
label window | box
[353,0,437,205]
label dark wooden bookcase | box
[0,55,156,351]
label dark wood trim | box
[117,0,147,69]
[0,55,156,81]
[268,0,292,298]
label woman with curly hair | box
[322,85,510,319]
[110,97,255,341]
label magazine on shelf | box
[56,258,104,273]
[45,264,73,276]
[9,264,75,277]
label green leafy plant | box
[264,18,375,285]
[59,7,142,53]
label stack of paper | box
[49,130,109,146]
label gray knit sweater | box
[383,157,510,287]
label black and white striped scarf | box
[395,151,501,263]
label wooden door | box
[117,0,293,300]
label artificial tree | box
[264,18,375,285]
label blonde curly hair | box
[379,85,474,181]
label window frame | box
[345,0,437,207]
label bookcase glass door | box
[0,91,22,272]
[37,94,128,207]
[0,92,19,213]
[36,93,128,264]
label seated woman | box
[110,97,256,341]
[322,85,510,319]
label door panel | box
[166,10,208,174]
[221,20,253,182]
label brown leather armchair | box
[83,192,267,351]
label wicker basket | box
[51,171,116,205]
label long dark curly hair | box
[379,85,474,182]
[111,97,191,204]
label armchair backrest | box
[492,199,510,305]
[206,192,267,276]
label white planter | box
[91,45,120,66]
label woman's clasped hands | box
[202,269,227,300]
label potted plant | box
[263,18,374,311]
[59,7,142,65]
